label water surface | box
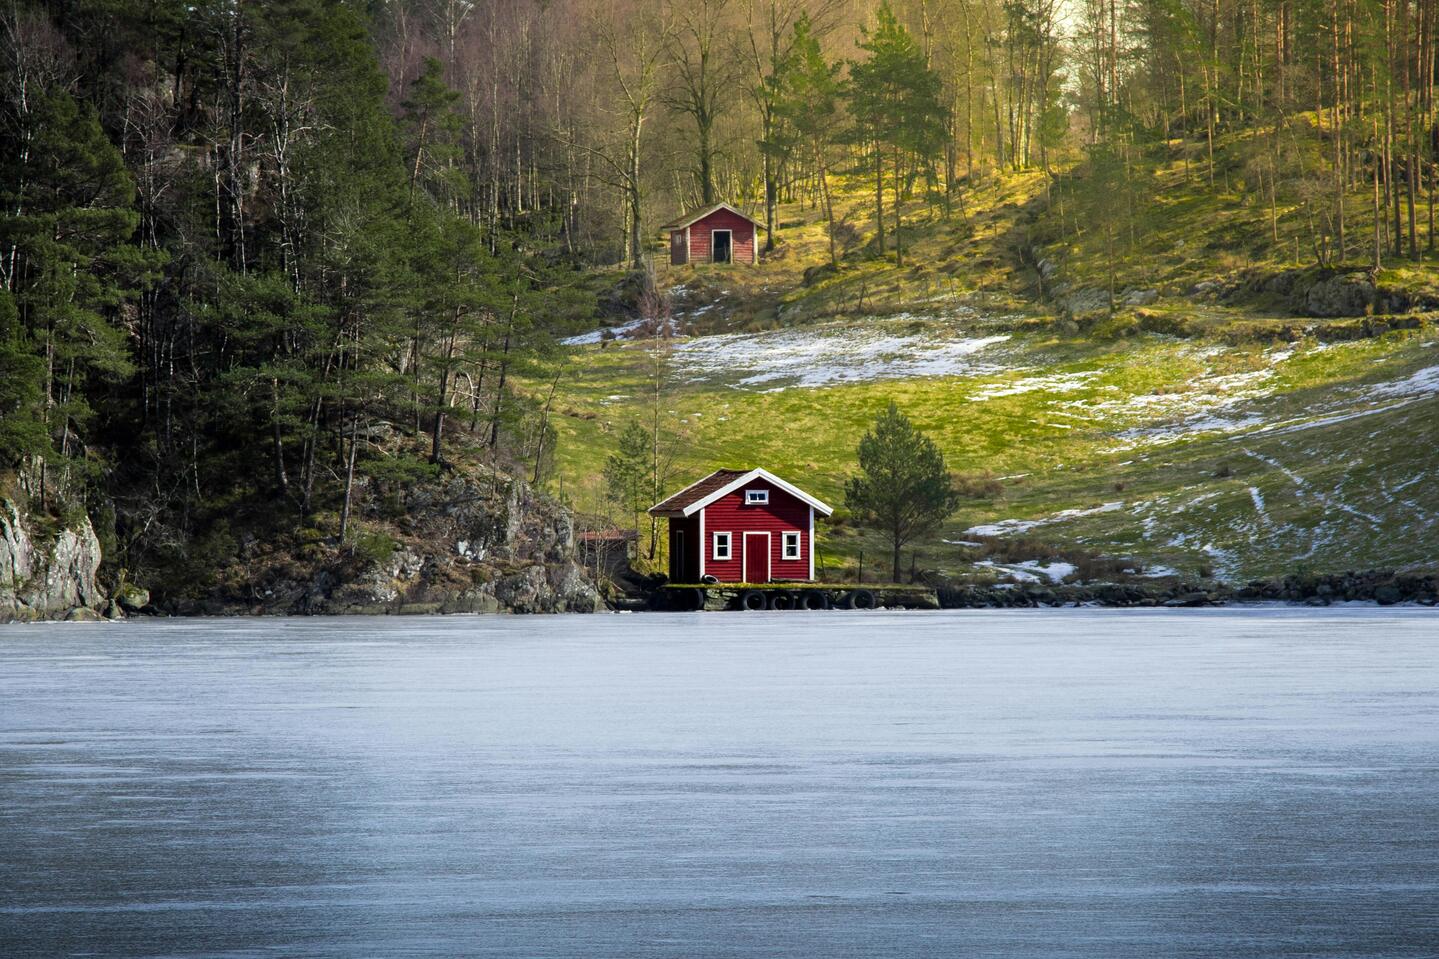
[2,610,1436,957]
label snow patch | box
[1119,411,1267,444]
[971,370,1099,400]
[975,559,1077,584]
[1246,362,1439,437]
[1202,544,1240,581]
[966,501,1124,538]
[1243,449,1382,526]
[1368,364,1439,400]
[562,316,650,345]
[1075,344,1304,447]
[673,323,1011,390]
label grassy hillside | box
[545,136,1439,586]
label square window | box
[712,532,732,561]
[745,489,769,505]
[782,532,801,560]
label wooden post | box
[858,551,864,584]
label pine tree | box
[604,419,654,536]
[0,88,147,497]
[0,289,47,466]
[414,212,500,465]
[774,13,843,267]
[846,2,949,266]
[844,402,960,584]
[402,56,464,203]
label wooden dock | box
[656,582,939,612]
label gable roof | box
[648,467,834,518]
[648,468,749,517]
[659,202,766,232]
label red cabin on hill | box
[649,468,833,584]
[662,202,764,265]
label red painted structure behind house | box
[648,468,834,584]
[662,202,763,265]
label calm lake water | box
[2,610,1437,958]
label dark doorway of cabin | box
[673,530,691,582]
[712,230,732,264]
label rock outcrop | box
[0,498,106,622]
[1210,266,1439,318]
[1060,287,1111,315]
[168,474,602,616]
[1302,272,1378,317]
[1237,570,1439,605]
[938,579,1229,609]
[936,569,1439,608]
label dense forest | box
[2,0,1437,592]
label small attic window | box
[745,489,769,505]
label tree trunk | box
[818,148,838,268]
[762,109,776,253]
[532,367,562,486]
[488,297,517,449]
[892,146,904,266]
[299,398,321,518]
[270,379,288,493]
[338,414,360,542]
[873,143,886,254]
[431,350,452,462]
[1330,0,1346,261]
[1374,100,1384,269]
[629,112,645,269]
[698,117,714,205]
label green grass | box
[550,313,1439,582]
[540,139,1439,584]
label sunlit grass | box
[539,150,1439,582]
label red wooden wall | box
[685,209,757,264]
[700,478,811,582]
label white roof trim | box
[681,468,833,518]
[661,201,765,232]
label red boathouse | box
[662,202,763,265]
[649,468,833,584]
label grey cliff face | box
[1,499,106,623]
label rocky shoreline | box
[156,476,602,617]
[5,477,1432,620]
[937,570,1439,609]
[1,475,603,623]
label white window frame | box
[745,489,769,505]
[782,531,801,560]
[712,531,732,561]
